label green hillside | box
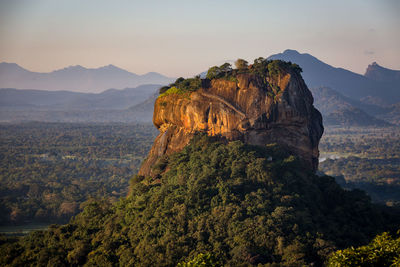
[1,135,398,266]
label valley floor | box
[319,126,400,205]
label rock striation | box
[139,61,324,176]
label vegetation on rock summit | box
[158,58,302,98]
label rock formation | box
[364,62,400,83]
[139,61,324,177]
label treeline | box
[0,122,158,225]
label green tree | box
[206,63,232,80]
[206,66,221,80]
[234,58,248,70]
[219,62,232,73]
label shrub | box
[206,63,233,80]
[158,77,202,98]
[234,58,248,70]
[177,253,221,267]
[327,231,400,266]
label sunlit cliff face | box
[139,68,323,177]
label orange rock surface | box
[139,68,323,177]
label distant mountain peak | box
[268,49,400,103]
[365,62,400,83]
[0,62,28,72]
[282,49,300,55]
[0,62,174,93]
[268,49,327,66]
[54,64,132,73]
[365,62,384,72]
[100,64,122,70]
[59,65,86,71]
[366,61,399,72]
[0,62,20,67]
[142,71,168,77]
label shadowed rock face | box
[139,68,323,177]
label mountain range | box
[0,84,160,123]
[1,50,399,126]
[365,62,400,83]
[0,84,159,110]
[268,49,400,104]
[0,62,174,93]
[310,87,392,127]
[268,49,400,126]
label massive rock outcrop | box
[139,62,324,177]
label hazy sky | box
[0,0,399,77]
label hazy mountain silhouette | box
[307,87,391,127]
[0,62,174,93]
[0,84,161,110]
[324,106,391,127]
[365,62,400,83]
[128,94,158,122]
[268,49,399,104]
[2,51,399,124]
[310,87,388,115]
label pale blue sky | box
[0,0,399,76]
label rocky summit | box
[139,60,324,177]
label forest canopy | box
[0,122,157,225]
[1,135,398,266]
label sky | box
[0,0,399,77]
